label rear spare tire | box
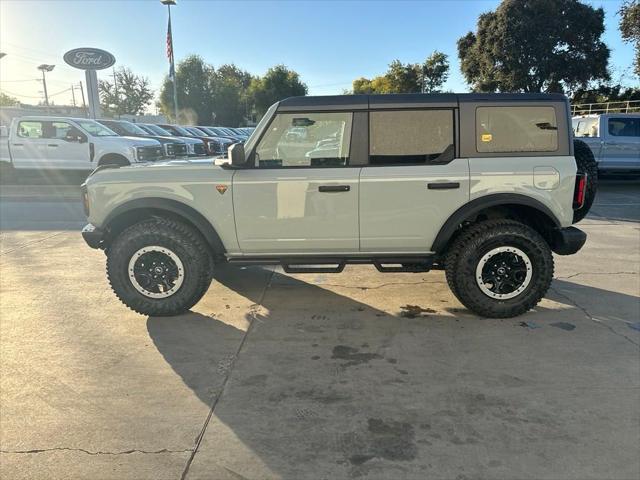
[573,139,598,223]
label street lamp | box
[37,64,55,112]
[161,0,179,122]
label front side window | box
[476,106,558,153]
[17,121,43,138]
[255,112,352,168]
[608,117,639,137]
[369,110,454,165]
[49,121,73,139]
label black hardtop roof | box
[276,93,567,111]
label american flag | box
[166,16,175,78]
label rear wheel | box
[573,139,598,223]
[106,217,213,316]
[445,220,554,318]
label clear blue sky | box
[0,0,636,110]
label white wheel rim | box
[475,246,533,300]
[128,246,184,299]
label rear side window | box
[255,112,352,168]
[608,117,639,137]
[17,121,44,138]
[476,106,558,153]
[369,110,454,165]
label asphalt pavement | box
[0,179,638,480]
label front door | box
[603,116,640,170]
[359,109,469,252]
[46,121,90,170]
[233,111,360,254]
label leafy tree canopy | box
[99,67,154,116]
[619,0,640,77]
[249,65,308,116]
[0,92,20,107]
[458,0,610,93]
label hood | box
[176,136,203,145]
[99,136,161,147]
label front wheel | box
[106,217,213,316]
[445,220,554,318]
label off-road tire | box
[445,220,554,318]
[573,139,598,223]
[106,217,213,316]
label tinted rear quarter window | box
[369,110,454,165]
[608,117,640,137]
[476,106,558,153]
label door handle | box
[12,143,23,147]
[318,185,350,193]
[48,144,58,147]
[427,182,460,190]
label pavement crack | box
[549,285,639,347]
[0,232,63,256]
[555,271,638,280]
[0,447,192,456]
[180,266,276,480]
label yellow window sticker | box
[481,134,493,142]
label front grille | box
[137,145,164,162]
[173,143,187,156]
[193,143,206,155]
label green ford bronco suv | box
[81,93,597,318]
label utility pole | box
[37,64,55,113]
[111,67,120,118]
[71,83,76,107]
[79,81,87,117]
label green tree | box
[422,51,449,93]
[619,0,640,76]
[160,55,214,123]
[249,65,307,116]
[0,92,19,107]
[458,0,610,93]
[571,84,640,109]
[385,60,421,93]
[209,64,254,126]
[99,67,154,116]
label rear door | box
[602,116,640,171]
[233,111,361,254]
[359,109,469,252]
[10,120,48,170]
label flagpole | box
[163,0,179,122]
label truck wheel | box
[106,217,213,316]
[445,220,553,318]
[98,154,130,167]
[573,139,598,223]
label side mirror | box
[229,142,246,167]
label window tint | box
[255,112,352,168]
[608,117,639,137]
[18,121,44,138]
[476,106,558,153]
[50,122,73,140]
[369,110,454,165]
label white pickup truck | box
[0,116,164,182]
[572,113,640,174]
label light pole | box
[37,64,55,113]
[161,0,179,122]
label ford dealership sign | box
[63,48,115,70]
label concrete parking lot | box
[1,180,638,480]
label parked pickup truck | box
[82,93,597,319]
[572,113,640,174]
[0,116,164,181]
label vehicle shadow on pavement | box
[146,265,639,479]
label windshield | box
[119,121,148,136]
[145,124,172,136]
[244,102,277,155]
[166,125,191,136]
[197,126,215,135]
[76,119,117,137]
[186,127,206,136]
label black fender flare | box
[430,193,561,253]
[103,198,226,254]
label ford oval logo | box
[63,48,116,70]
